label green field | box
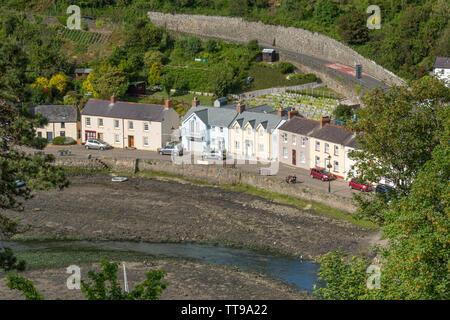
[59,28,111,45]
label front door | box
[46,132,53,142]
[128,135,134,148]
[245,140,252,157]
[292,150,296,166]
[97,133,103,141]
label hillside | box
[1,0,448,80]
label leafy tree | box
[148,62,162,86]
[209,63,235,98]
[90,64,128,99]
[144,50,165,68]
[0,247,26,273]
[313,0,339,26]
[124,18,163,53]
[337,9,369,44]
[332,104,354,121]
[205,38,219,53]
[7,260,169,300]
[160,72,176,98]
[246,39,259,52]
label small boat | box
[111,177,128,182]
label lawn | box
[242,64,317,92]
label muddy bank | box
[2,174,379,260]
[0,258,309,300]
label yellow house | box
[309,117,358,179]
[32,104,81,143]
[228,103,286,160]
[81,96,180,151]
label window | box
[114,120,120,128]
[60,131,65,137]
[212,126,216,132]
[259,143,264,152]
[315,156,320,167]
[235,141,240,150]
[301,137,306,147]
[293,135,297,145]
[283,147,288,159]
[315,141,320,151]
[143,137,149,146]
[128,121,133,130]
[325,143,329,153]
[259,129,264,137]
[334,145,339,155]
[37,132,42,138]
[114,134,120,143]
[334,161,339,172]
[236,128,240,135]
[144,122,149,131]
[301,152,306,163]
[98,118,103,127]
[86,117,91,126]
[211,138,216,146]
[283,133,288,143]
[247,128,251,135]
[61,122,65,128]
[220,127,223,133]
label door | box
[97,133,103,141]
[128,135,134,148]
[245,140,252,156]
[292,150,296,166]
[46,132,53,142]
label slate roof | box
[81,99,166,122]
[32,104,79,122]
[233,110,286,132]
[310,123,357,147]
[434,57,450,69]
[182,105,238,128]
[278,117,320,136]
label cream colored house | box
[81,96,180,150]
[309,117,358,180]
[228,104,286,160]
[32,104,81,143]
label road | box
[22,144,363,199]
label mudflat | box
[2,174,378,260]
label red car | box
[349,179,373,192]
[310,168,335,181]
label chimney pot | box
[288,110,298,119]
[110,94,117,104]
[277,107,285,118]
[236,100,245,114]
[320,116,331,127]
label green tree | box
[205,38,219,53]
[160,72,176,98]
[144,50,165,68]
[0,247,26,273]
[332,104,354,121]
[90,64,128,99]
[337,9,369,44]
[313,0,339,25]
[6,273,44,300]
[148,62,162,86]
[209,63,235,98]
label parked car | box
[14,180,25,188]
[310,168,335,181]
[349,179,373,192]
[375,184,394,194]
[202,150,226,160]
[85,139,112,150]
[158,145,183,156]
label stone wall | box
[147,12,405,102]
[55,157,356,213]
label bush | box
[52,136,76,145]
[277,62,295,74]
[288,73,317,82]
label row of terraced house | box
[31,95,360,180]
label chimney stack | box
[110,94,117,104]
[288,109,298,119]
[192,96,200,107]
[236,100,245,114]
[165,98,171,109]
[320,116,331,127]
[277,107,285,118]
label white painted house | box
[433,57,450,87]
[181,98,238,153]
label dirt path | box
[0,259,309,300]
[2,174,378,260]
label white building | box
[433,57,450,86]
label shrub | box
[52,136,76,145]
[277,62,295,74]
[288,73,317,82]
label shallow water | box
[0,241,321,293]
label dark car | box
[310,168,335,181]
[375,184,394,194]
[158,145,183,156]
[349,179,373,192]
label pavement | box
[21,144,361,199]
